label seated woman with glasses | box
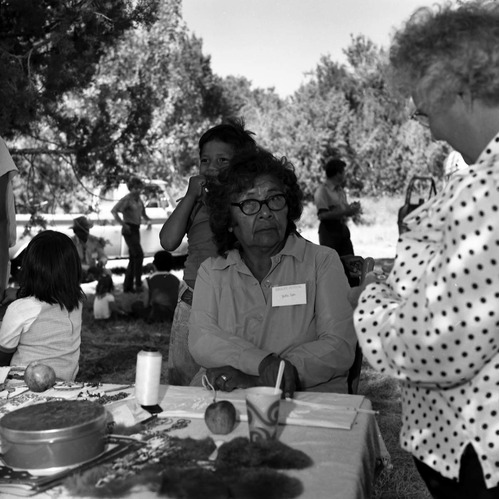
[188,148,357,397]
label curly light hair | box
[389,1,499,110]
[205,148,304,256]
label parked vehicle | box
[397,176,437,235]
[9,180,183,265]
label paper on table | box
[157,386,365,430]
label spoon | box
[274,360,285,394]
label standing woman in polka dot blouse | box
[353,2,499,498]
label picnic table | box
[0,381,389,499]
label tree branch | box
[9,148,76,156]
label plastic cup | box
[245,387,282,442]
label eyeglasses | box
[231,194,287,216]
[410,109,430,128]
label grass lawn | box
[76,195,432,498]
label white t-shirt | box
[93,293,115,320]
[0,296,81,381]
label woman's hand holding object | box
[206,366,258,392]
[258,355,298,399]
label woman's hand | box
[206,366,258,392]
[258,355,298,399]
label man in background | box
[71,216,108,282]
[314,158,361,257]
[111,177,151,293]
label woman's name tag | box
[272,284,306,307]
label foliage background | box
[1,0,450,216]
[0,4,446,496]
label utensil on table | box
[274,360,285,394]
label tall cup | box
[245,387,282,442]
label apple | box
[24,362,57,392]
[204,400,236,435]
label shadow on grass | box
[358,360,432,499]
[77,298,171,384]
[77,345,141,383]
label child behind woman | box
[160,117,257,385]
[0,230,84,381]
[93,273,122,320]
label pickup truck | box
[9,180,184,264]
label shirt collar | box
[211,231,306,271]
[277,231,306,262]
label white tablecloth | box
[0,384,390,499]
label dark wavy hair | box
[206,149,304,256]
[323,158,346,178]
[198,117,256,155]
[95,274,114,299]
[126,176,143,191]
[18,230,84,311]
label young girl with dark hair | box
[0,230,84,381]
[160,117,257,385]
[93,273,123,320]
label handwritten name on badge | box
[272,284,307,307]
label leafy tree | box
[289,36,448,199]
[0,0,159,138]
[5,0,234,213]
[4,4,451,221]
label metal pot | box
[0,400,107,470]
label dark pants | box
[414,445,499,499]
[122,224,143,293]
[318,221,354,257]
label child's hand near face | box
[186,174,207,200]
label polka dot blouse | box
[354,132,499,489]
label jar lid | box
[139,348,161,357]
[0,400,106,443]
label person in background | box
[160,118,257,385]
[143,250,179,322]
[93,273,125,320]
[70,216,108,282]
[131,250,179,323]
[0,231,84,381]
[188,149,357,397]
[111,177,151,294]
[353,2,499,497]
[0,138,18,312]
[314,158,361,257]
